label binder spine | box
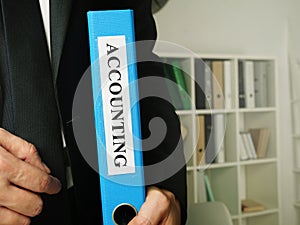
[87,10,145,225]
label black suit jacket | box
[0,0,187,224]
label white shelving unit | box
[155,51,280,225]
[289,58,300,224]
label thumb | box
[128,187,173,225]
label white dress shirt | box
[39,0,51,58]
[38,0,73,188]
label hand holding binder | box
[128,187,181,225]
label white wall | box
[288,0,300,99]
[154,0,296,224]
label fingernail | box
[42,163,51,173]
[23,218,31,225]
[33,202,43,216]
[47,176,62,194]
[53,177,62,191]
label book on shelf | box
[204,175,215,202]
[198,172,208,202]
[238,61,245,108]
[240,132,257,160]
[199,60,213,109]
[196,115,206,165]
[205,115,215,164]
[171,60,191,110]
[204,61,213,109]
[249,128,270,158]
[211,61,224,109]
[180,125,188,140]
[195,59,206,109]
[241,199,265,213]
[242,61,256,108]
[198,60,231,110]
[204,114,226,164]
[214,114,225,163]
[254,61,268,107]
[245,132,257,159]
[223,60,232,109]
[239,134,249,161]
[163,63,184,109]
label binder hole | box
[113,203,137,225]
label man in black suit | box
[0,0,187,224]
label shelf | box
[291,98,300,104]
[186,166,194,172]
[156,52,192,59]
[197,162,237,170]
[159,53,279,225]
[195,53,276,61]
[187,162,237,171]
[293,134,300,139]
[294,202,300,208]
[239,158,277,166]
[175,110,193,115]
[241,209,279,218]
[176,109,237,115]
[195,109,236,114]
[239,107,276,113]
[231,215,240,220]
[293,168,300,174]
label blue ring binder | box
[87,10,145,225]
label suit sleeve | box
[132,1,187,224]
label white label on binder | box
[97,36,136,176]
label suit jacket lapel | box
[1,0,54,144]
[50,0,73,83]
[1,1,72,224]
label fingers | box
[0,207,30,225]
[0,147,61,194]
[0,128,50,173]
[0,128,60,224]
[0,184,43,217]
[128,186,181,225]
